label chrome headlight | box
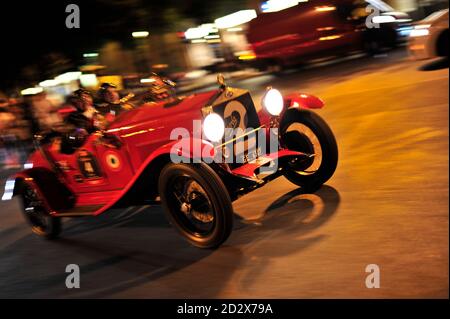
[203,113,225,142]
[262,88,283,116]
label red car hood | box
[108,90,217,130]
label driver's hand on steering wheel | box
[93,113,108,130]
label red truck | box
[247,0,412,71]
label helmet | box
[99,82,117,90]
[68,89,93,112]
[98,82,119,103]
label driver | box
[65,89,102,133]
[56,89,107,154]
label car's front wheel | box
[19,181,61,239]
[280,109,338,192]
[158,163,234,249]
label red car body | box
[9,88,321,217]
[5,81,338,248]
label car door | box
[50,133,135,198]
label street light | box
[83,53,99,58]
[132,31,151,74]
[261,0,308,13]
[39,79,59,87]
[54,71,82,84]
[185,27,210,40]
[20,87,44,96]
[79,74,99,88]
[214,10,257,29]
[132,31,149,38]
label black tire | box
[384,26,398,49]
[363,29,382,55]
[280,109,338,192]
[19,181,62,239]
[364,27,397,55]
[263,59,285,76]
[158,162,233,249]
[436,30,449,57]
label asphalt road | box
[0,49,448,298]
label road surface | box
[0,50,448,298]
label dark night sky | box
[0,0,247,92]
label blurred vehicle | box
[3,74,338,249]
[247,0,412,71]
[408,9,449,60]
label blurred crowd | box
[0,92,63,170]
[0,76,180,170]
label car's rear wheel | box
[19,181,61,239]
[280,110,338,192]
[158,163,233,249]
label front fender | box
[280,93,325,127]
[3,168,75,212]
[113,138,217,207]
[283,93,324,110]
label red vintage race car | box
[3,75,338,248]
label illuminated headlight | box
[203,113,225,142]
[262,88,284,116]
[410,25,430,37]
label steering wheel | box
[60,128,89,154]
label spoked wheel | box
[19,181,61,239]
[280,109,338,192]
[172,176,215,235]
[158,163,233,249]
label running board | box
[52,199,162,217]
[52,204,105,217]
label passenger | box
[52,89,106,154]
[96,83,133,115]
[65,89,101,134]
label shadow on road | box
[0,185,339,298]
[419,57,449,71]
[0,204,243,298]
[62,205,170,237]
[229,185,340,292]
[233,185,340,243]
